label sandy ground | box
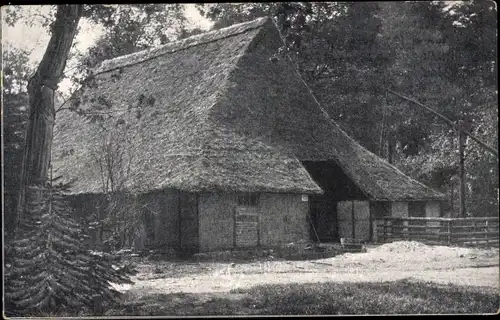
[113,241,499,295]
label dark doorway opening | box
[302,160,366,243]
[309,195,338,242]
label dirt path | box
[117,266,498,295]
[114,242,499,295]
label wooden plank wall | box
[198,193,309,252]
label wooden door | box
[338,201,370,242]
[235,206,259,248]
[353,201,370,241]
[179,192,199,253]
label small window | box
[237,193,259,207]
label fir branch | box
[5,181,135,316]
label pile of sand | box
[369,241,431,253]
[317,241,499,272]
[368,241,496,258]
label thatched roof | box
[52,17,445,201]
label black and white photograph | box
[2,2,498,317]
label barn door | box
[337,201,370,242]
[179,192,199,253]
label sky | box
[1,4,213,95]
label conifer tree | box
[5,179,136,316]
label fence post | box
[383,218,387,242]
[447,220,451,245]
[403,218,408,241]
[473,220,476,246]
[408,219,412,241]
[387,218,392,242]
[450,219,454,245]
[372,219,378,243]
[485,219,489,245]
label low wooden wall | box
[68,189,182,252]
[375,216,499,247]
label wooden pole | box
[458,121,467,218]
[450,183,454,216]
[351,201,356,240]
[458,117,473,218]
[448,220,452,245]
[383,218,387,242]
[387,135,394,164]
[485,220,489,245]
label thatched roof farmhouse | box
[52,17,445,252]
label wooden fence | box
[375,216,499,247]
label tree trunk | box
[450,181,454,216]
[16,5,82,226]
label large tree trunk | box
[16,5,82,226]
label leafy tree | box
[392,1,498,216]
[2,47,33,95]
[3,48,33,242]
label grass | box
[105,279,499,316]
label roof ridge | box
[94,16,270,75]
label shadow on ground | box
[105,279,499,316]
